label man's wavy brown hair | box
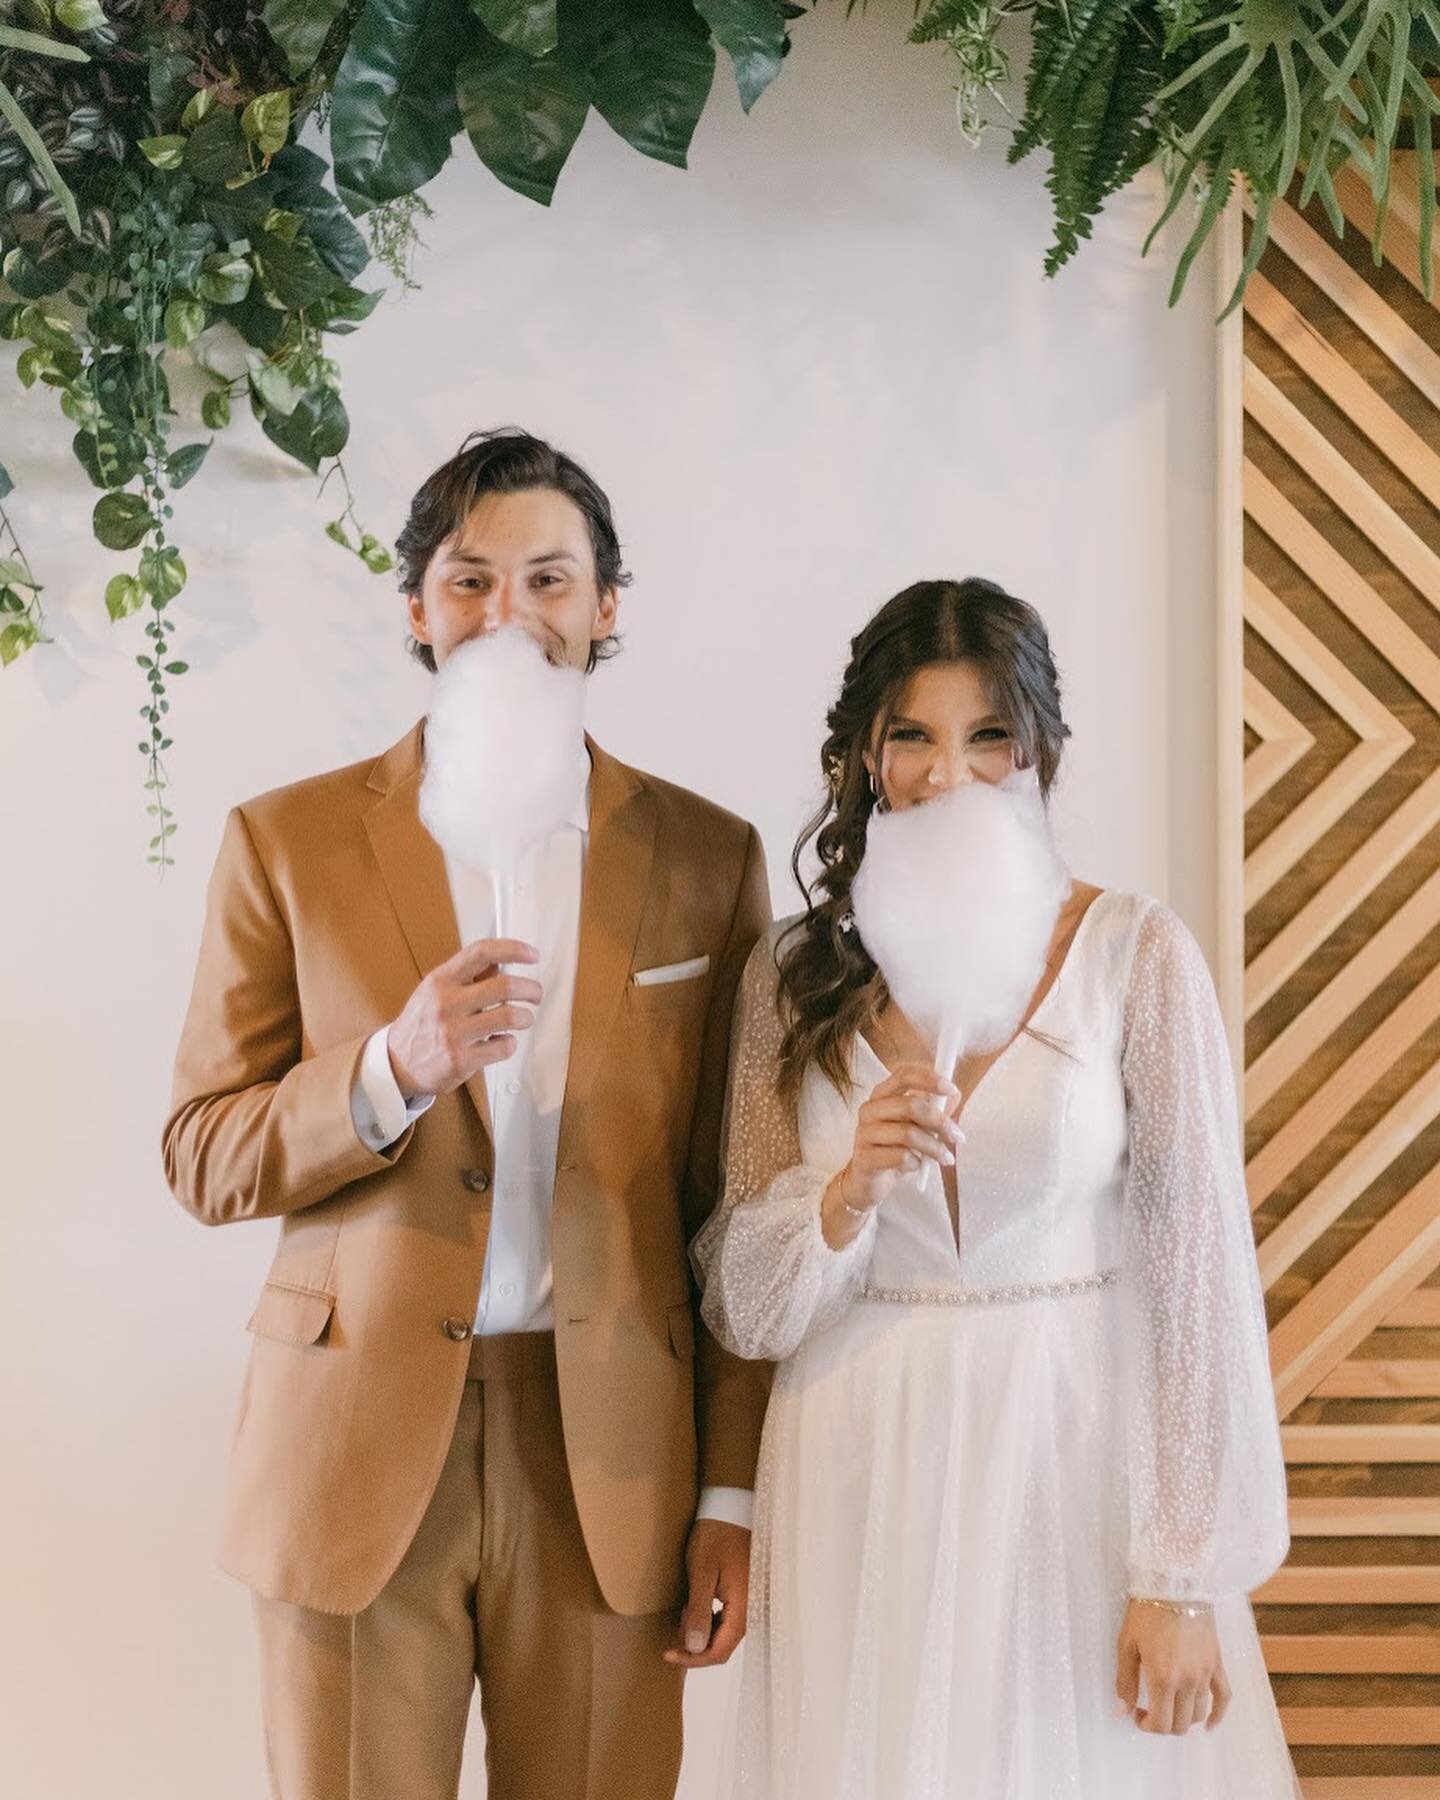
[775,578,1072,1098]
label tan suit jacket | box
[164,721,773,1617]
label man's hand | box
[1115,1598,1231,1734]
[385,937,541,1102]
[663,1519,751,1669]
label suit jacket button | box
[442,1317,472,1342]
[462,1167,491,1193]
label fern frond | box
[911,0,998,42]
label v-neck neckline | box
[854,886,1110,1119]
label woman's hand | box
[820,1060,962,1249]
[1115,1598,1232,1735]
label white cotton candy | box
[851,773,1070,1072]
[418,628,587,874]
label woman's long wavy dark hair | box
[775,578,1072,1098]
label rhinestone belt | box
[859,1266,1121,1307]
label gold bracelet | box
[837,1164,870,1221]
[1130,1595,1213,1619]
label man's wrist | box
[696,1486,754,1532]
[384,1026,430,1108]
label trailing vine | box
[0,462,47,668]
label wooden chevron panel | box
[1237,157,1440,1786]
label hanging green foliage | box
[913,0,1440,311]
[1,0,1435,865]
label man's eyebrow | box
[444,549,578,566]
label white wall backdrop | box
[0,8,1221,1796]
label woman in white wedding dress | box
[692,579,1301,1800]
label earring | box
[869,770,890,814]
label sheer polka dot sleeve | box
[1119,900,1291,1602]
[690,931,878,1362]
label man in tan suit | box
[164,428,772,1800]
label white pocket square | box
[632,954,711,988]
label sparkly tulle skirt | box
[713,1283,1302,1800]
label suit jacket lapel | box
[558,737,654,1167]
[362,720,493,1137]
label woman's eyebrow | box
[887,712,1003,730]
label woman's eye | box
[974,728,1009,743]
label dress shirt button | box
[462,1167,491,1193]
[498,1281,516,1299]
[505,1078,521,1096]
[442,1317,472,1342]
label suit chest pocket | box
[247,1279,336,1347]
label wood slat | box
[1259,195,1440,410]
[1281,1423,1440,1464]
[1387,1290,1440,1329]
[1247,964,1440,1208]
[1256,1059,1440,1286]
[1280,1707,1440,1745]
[1245,462,1440,714]
[1245,866,1440,1118]
[1246,269,1440,512]
[1265,1632,1440,1672]
[1241,569,1411,906]
[1288,1496,1440,1533]
[1245,358,1440,613]
[1271,1171,1440,1418]
[1300,1784,1440,1799]
[1333,160,1440,303]
[1245,737,1403,909]
[1245,666,1317,808]
[1257,1567,1440,1604]
[1312,1362,1440,1400]
[1244,774,1440,1021]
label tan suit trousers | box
[252,1332,686,1800]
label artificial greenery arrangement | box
[1,0,1436,865]
[915,0,1439,300]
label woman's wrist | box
[820,1163,872,1250]
[1127,1593,1214,1619]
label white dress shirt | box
[350,753,752,1532]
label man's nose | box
[478,578,518,629]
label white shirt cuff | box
[350,1026,434,1151]
[695,1486,754,1531]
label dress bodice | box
[796,887,1142,1294]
